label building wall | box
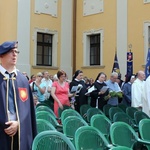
[128,1,150,73]
[75,0,150,80]
[1,0,150,80]
[76,0,117,79]
[0,1,17,42]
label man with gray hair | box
[131,70,145,111]
[106,72,122,105]
[41,71,52,100]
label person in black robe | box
[0,41,37,150]
[90,72,109,110]
[70,70,88,113]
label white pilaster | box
[117,0,127,78]
[60,0,73,79]
[17,0,31,76]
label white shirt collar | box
[0,65,18,77]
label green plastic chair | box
[63,116,88,142]
[118,104,128,113]
[36,105,57,119]
[36,111,62,132]
[36,103,49,108]
[110,122,150,149]
[58,105,72,118]
[32,130,76,150]
[61,109,82,125]
[86,107,104,123]
[113,112,137,126]
[103,104,113,118]
[109,107,124,121]
[126,107,138,123]
[134,111,150,126]
[80,104,92,120]
[139,119,150,150]
[75,126,112,150]
[36,119,56,133]
[91,114,111,141]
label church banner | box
[145,48,150,79]
[112,52,120,75]
[126,52,133,77]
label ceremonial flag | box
[126,52,133,77]
[112,52,120,75]
[145,48,150,79]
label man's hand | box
[4,121,19,136]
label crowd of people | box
[22,67,150,118]
[1,40,150,150]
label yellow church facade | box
[0,0,150,80]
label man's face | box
[110,75,118,83]
[44,72,49,79]
[139,72,145,81]
[1,48,19,66]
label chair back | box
[36,119,56,133]
[110,122,138,148]
[139,118,150,141]
[61,109,82,124]
[32,130,76,150]
[91,114,111,140]
[36,111,59,128]
[80,104,92,120]
[126,107,138,120]
[109,107,123,121]
[113,112,134,126]
[63,116,88,139]
[36,105,57,119]
[75,126,110,150]
[134,111,150,125]
[118,104,128,113]
[58,105,72,118]
[103,104,113,117]
[87,107,104,123]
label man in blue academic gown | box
[0,41,37,150]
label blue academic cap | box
[0,41,18,55]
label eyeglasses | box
[9,50,20,54]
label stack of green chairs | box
[36,119,56,133]
[32,130,76,150]
[91,114,112,141]
[110,122,150,149]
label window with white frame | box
[90,34,101,65]
[34,29,58,67]
[37,32,53,66]
[83,29,103,66]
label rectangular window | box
[36,32,52,66]
[90,34,100,65]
